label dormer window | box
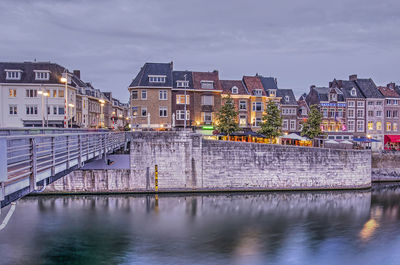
[201,81,214,89]
[231,86,238,94]
[329,93,337,101]
[149,75,166,83]
[34,70,50,80]
[285,95,290,102]
[253,89,263,96]
[269,89,276,97]
[177,80,189,88]
[351,88,357,96]
[5,70,22,80]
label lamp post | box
[68,103,75,128]
[60,71,68,128]
[99,99,105,128]
[38,88,49,127]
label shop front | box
[384,135,400,150]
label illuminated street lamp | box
[60,71,68,128]
[38,88,49,127]
[99,99,105,128]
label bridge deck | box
[0,131,128,208]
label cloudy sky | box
[1,0,399,101]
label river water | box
[0,184,400,265]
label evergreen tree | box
[259,100,282,140]
[215,94,239,135]
[301,104,323,140]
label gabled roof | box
[258,75,278,90]
[220,80,248,95]
[378,86,400,98]
[277,89,298,105]
[172,71,193,89]
[331,80,365,99]
[0,61,73,85]
[242,76,266,96]
[354,79,383,98]
[129,62,173,87]
[192,70,222,91]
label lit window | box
[269,89,276,97]
[394,123,398,132]
[176,95,190,104]
[9,89,16,97]
[376,122,382,130]
[239,115,247,126]
[368,122,374,131]
[387,122,392,131]
[58,90,64,98]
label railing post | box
[66,135,70,169]
[78,134,83,167]
[86,135,89,161]
[30,138,37,192]
[51,136,55,176]
[103,134,107,162]
[0,138,7,201]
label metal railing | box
[0,132,127,203]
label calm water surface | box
[1,184,400,265]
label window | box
[141,107,147,117]
[357,109,364,118]
[58,89,64,97]
[328,109,335,118]
[351,88,357,96]
[348,101,355,107]
[386,110,392,118]
[177,110,190,120]
[367,110,374,117]
[329,93,337,101]
[394,100,398,105]
[52,89,57,97]
[239,100,246,110]
[376,101,383,105]
[58,106,65,115]
[176,95,190,104]
[357,101,364,107]
[269,90,276,97]
[201,95,213,105]
[53,106,57,115]
[290,120,296,130]
[376,111,382,117]
[368,122,374,131]
[387,122,392,131]
[252,102,263,112]
[368,101,374,106]
[132,90,138,100]
[177,81,189,88]
[348,120,355,132]
[201,81,213,89]
[149,75,166,83]
[231,86,238,94]
[337,109,343,117]
[141,90,147,100]
[9,89,16,97]
[5,70,21,80]
[201,112,212,123]
[159,90,167,100]
[282,119,288,130]
[253,118,262,127]
[9,105,17,115]
[159,107,167,117]
[285,96,290,102]
[343,136,350,140]
[47,106,50,115]
[253,89,263,96]
[376,122,382,130]
[393,110,398,118]
[394,123,398,132]
[357,120,364,132]
[34,71,50,80]
[323,109,328,118]
[348,109,355,118]
[239,115,247,126]
[386,99,391,105]
[25,89,37,98]
[26,105,38,115]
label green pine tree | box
[259,100,282,141]
[216,94,239,135]
[301,104,323,140]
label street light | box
[99,99,105,128]
[60,71,68,128]
[38,88,49,127]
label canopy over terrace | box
[280,133,311,147]
[384,135,400,150]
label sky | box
[1,0,399,102]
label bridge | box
[0,130,129,208]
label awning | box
[385,135,400,143]
[280,133,307,141]
[353,137,379,143]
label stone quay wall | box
[130,131,371,191]
[372,152,400,182]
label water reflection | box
[0,186,400,265]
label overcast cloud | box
[1,0,399,101]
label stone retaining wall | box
[372,152,400,182]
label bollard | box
[155,165,158,192]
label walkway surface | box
[82,154,130,170]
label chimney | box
[310,85,316,92]
[170,61,173,70]
[73,70,81,79]
[387,82,396,89]
[349,74,357,81]
[274,78,277,85]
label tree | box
[259,100,282,141]
[215,94,239,135]
[301,104,323,140]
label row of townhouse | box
[128,62,304,133]
[0,61,129,129]
[305,74,400,150]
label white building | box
[0,62,78,128]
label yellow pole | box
[155,164,158,192]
